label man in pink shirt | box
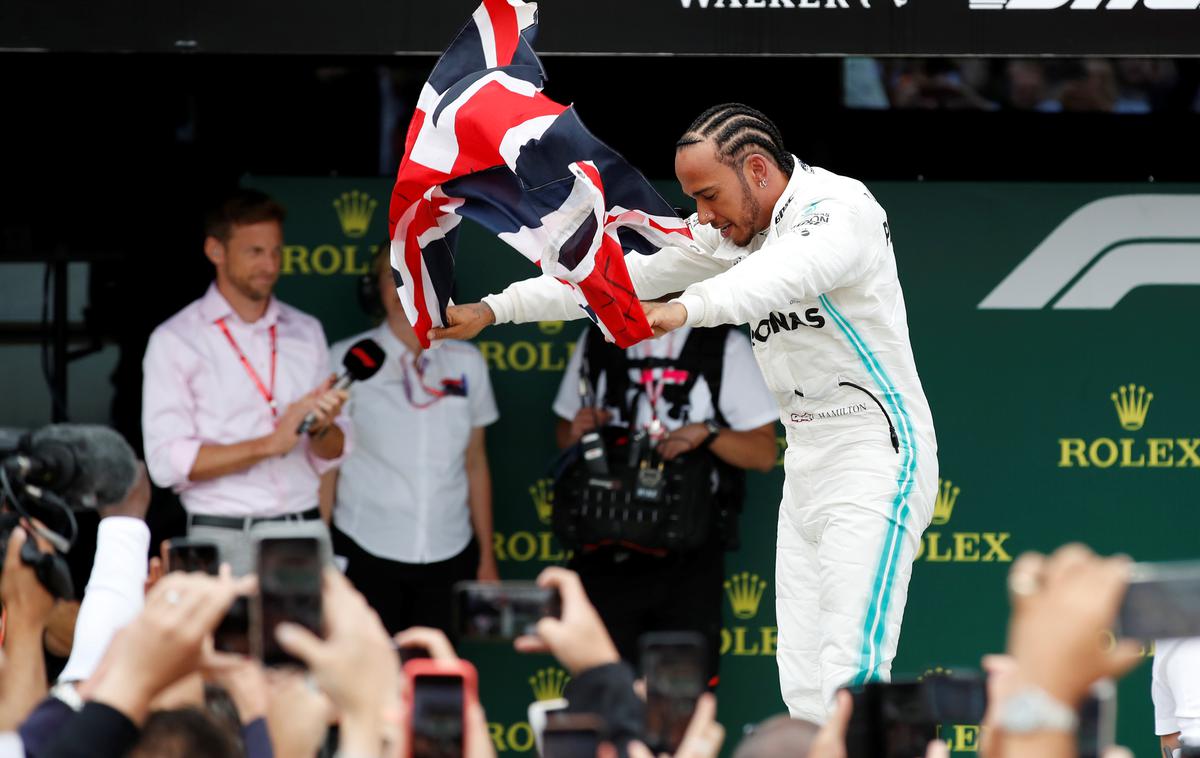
[141,189,349,575]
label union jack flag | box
[387,0,693,349]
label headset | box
[357,241,389,320]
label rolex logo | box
[333,190,378,239]
[932,479,960,526]
[529,479,554,525]
[1111,384,1153,431]
[919,666,952,681]
[724,572,767,620]
[529,667,570,701]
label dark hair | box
[203,188,287,243]
[203,684,246,749]
[126,707,242,758]
[676,103,795,177]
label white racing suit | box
[483,158,937,722]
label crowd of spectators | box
[0,466,1159,757]
[844,57,1200,113]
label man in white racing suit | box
[429,103,937,723]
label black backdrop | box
[3,0,1200,56]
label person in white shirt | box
[320,250,499,636]
[1154,638,1200,757]
[142,189,349,576]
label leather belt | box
[189,507,321,531]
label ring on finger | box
[1007,570,1041,598]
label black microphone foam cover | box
[26,425,138,508]
[342,338,386,382]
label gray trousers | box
[187,514,334,577]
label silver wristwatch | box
[997,686,1078,734]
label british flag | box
[387,0,693,349]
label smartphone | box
[528,698,569,757]
[640,632,707,755]
[405,659,479,758]
[215,595,251,656]
[397,645,433,665]
[923,671,988,724]
[845,681,939,758]
[453,581,561,642]
[543,713,605,758]
[1117,561,1200,640]
[165,537,220,575]
[1077,680,1116,758]
[253,537,322,667]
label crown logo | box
[918,666,953,681]
[1111,384,1153,431]
[538,321,565,335]
[932,479,960,526]
[529,479,554,525]
[724,571,767,620]
[333,190,378,238]
[529,667,570,701]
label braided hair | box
[676,103,795,177]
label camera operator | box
[553,324,777,682]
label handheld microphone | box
[3,424,138,509]
[297,338,387,435]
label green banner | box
[251,175,1200,757]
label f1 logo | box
[978,195,1200,310]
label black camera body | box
[0,511,75,600]
[0,423,137,600]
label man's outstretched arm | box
[429,238,728,342]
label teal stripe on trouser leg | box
[816,294,916,686]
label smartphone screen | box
[924,673,988,724]
[215,595,251,656]
[845,681,938,758]
[542,715,603,758]
[255,537,322,667]
[412,674,465,758]
[453,581,561,642]
[166,538,220,575]
[641,632,706,755]
[1118,561,1200,640]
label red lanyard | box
[400,354,467,409]
[636,333,677,433]
[400,356,445,409]
[216,318,278,418]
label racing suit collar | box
[766,155,817,236]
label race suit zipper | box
[837,381,900,454]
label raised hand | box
[428,302,497,342]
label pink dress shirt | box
[141,284,350,517]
